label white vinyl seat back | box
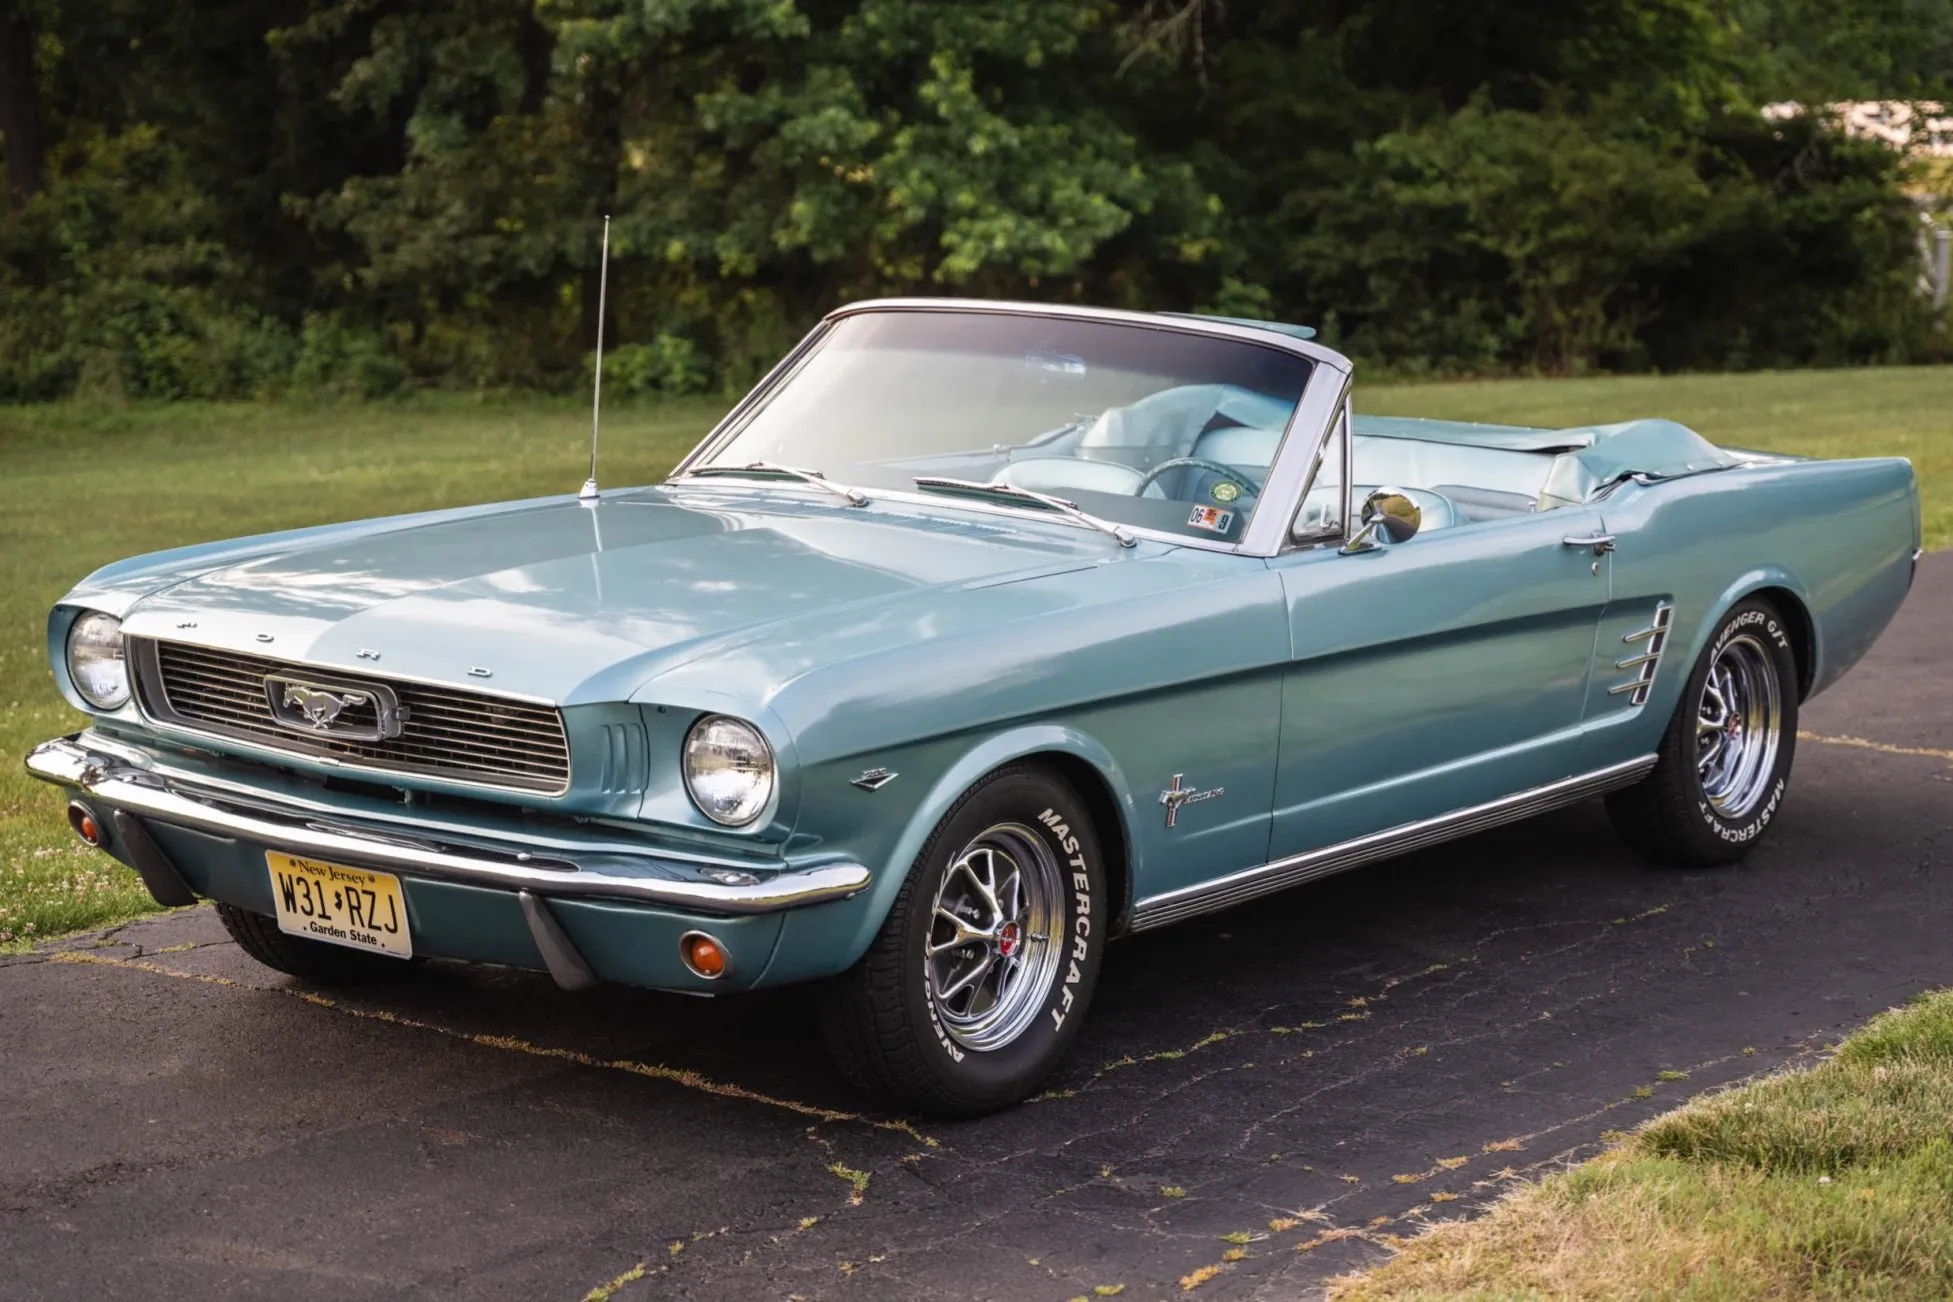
[1349,435,1553,502]
[1081,384,1296,456]
[991,457,1159,497]
[1190,426,1285,476]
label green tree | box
[0,0,1946,399]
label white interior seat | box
[1349,435,1553,502]
[991,458,1153,497]
[1191,425,1284,471]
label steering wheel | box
[1133,457,1258,503]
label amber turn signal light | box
[679,931,728,979]
[67,801,104,847]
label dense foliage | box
[0,0,1947,399]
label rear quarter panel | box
[1578,456,1918,768]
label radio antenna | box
[579,214,612,502]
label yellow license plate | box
[266,852,412,959]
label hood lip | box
[115,626,563,706]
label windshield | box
[692,310,1315,544]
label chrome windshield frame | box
[666,298,1355,559]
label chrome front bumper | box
[26,734,870,916]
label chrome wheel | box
[1695,633,1783,819]
[925,823,1063,1052]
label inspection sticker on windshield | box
[1187,505,1235,534]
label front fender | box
[760,723,1140,986]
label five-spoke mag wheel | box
[926,825,1062,1052]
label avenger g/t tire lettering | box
[817,764,1106,1117]
[1606,596,1799,867]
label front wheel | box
[1606,597,1799,866]
[817,765,1106,1117]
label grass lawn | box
[1,364,1948,945]
[1329,989,1953,1299]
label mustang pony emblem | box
[1160,773,1225,828]
[263,673,404,742]
[282,683,371,730]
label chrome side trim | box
[1128,754,1658,932]
[1609,602,1674,705]
[26,736,870,916]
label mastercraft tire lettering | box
[818,764,1107,1117]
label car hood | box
[116,487,1132,704]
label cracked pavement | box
[3,556,1948,1300]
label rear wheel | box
[818,765,1106,1117]
[215,902,404,984]
[1606,597,1799,866]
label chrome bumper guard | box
[26,735,870,916]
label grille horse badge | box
[264,673,404,743]
[284,683,367,729]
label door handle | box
[1562,532,1616,555]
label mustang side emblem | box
[263,673,404,743]
[1160,773,1224,828]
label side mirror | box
[1340,487,1421,554]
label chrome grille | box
[133,640,570,794]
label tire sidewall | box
[896,769,1106,1107]
[1682,599,1799,849]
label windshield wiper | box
[678,461,870,507]
[911,476,1136,547]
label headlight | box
[682,715,775,827]
[66,612,130,710]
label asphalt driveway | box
[3,558,1949,1301]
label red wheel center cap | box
[997,923,1020,958]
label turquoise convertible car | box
[29,300,1921,1115]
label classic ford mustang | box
[28,300,1921,1115]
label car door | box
[1264,494,1615,861]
